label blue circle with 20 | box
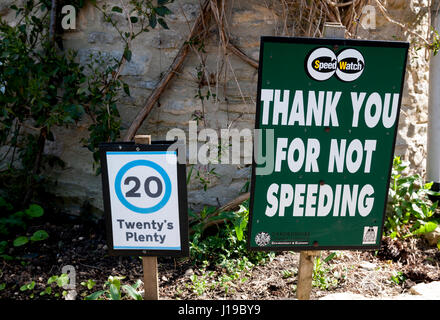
[114,160,171,214]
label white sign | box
[105,151,181,251]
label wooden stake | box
[142,255,158,300]
[134,134,151,145]
[296,250,320,300]
[134,134,158,300]
[296,22,346,300]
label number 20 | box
[124,176,162,198]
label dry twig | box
[373,0,430,46]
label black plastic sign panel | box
[99,141,189,257]
[248,36,409,251]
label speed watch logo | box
[305,47,365,82]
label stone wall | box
[356,0,431,174]
[0,0,433,214]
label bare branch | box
[123,0,213,141]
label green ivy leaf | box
[324,252,337,263]
[30,230,49,242]
[132,279,142,290]
[413,221,438,235]
[157,18,169,29]
[47,275,58,285]
[149,14,157,28]
[426,189,440,196]
[123,82,130,96]
[56,274,69,288]
[111,6,123,13]
[85,290,106,300]
[85,279,96,290]
[108,276,124,290]
[31,16,41,26]
[25,204,44,218]
[122,284,142,300]
[123,48,132,62]
[13,236,29,247]
[154,6,172,17]
[109,283,120,300]
[40,286,52,295]
[234,223,244,241]
[20,281,35,291]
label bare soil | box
[0,213,439,300]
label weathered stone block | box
[77,48,151,76]
[87,32,117,44]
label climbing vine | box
[0,0,173,208]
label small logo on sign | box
[305,47,365,82]
[335,48,365,82]
[255,232,271,247]
[362,226,378,244]
[305,47,337,81]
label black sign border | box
[248,36,409,252]
[99,141,189,257]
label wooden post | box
[296,22,346,300]
[134,134,159,300]
[135,134,151,145]
[142,255,158,300]
[296,250,320,300]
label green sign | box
[248,37,409,251]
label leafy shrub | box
[0,199,44,235]
[0,198,48,260]
[0,3,91,204]
[189,200,274,270]
[18,273,72,299]
[85,276,142,300]
[0,0,174,208]
[312,252,343,290]
[386,156,440,239]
